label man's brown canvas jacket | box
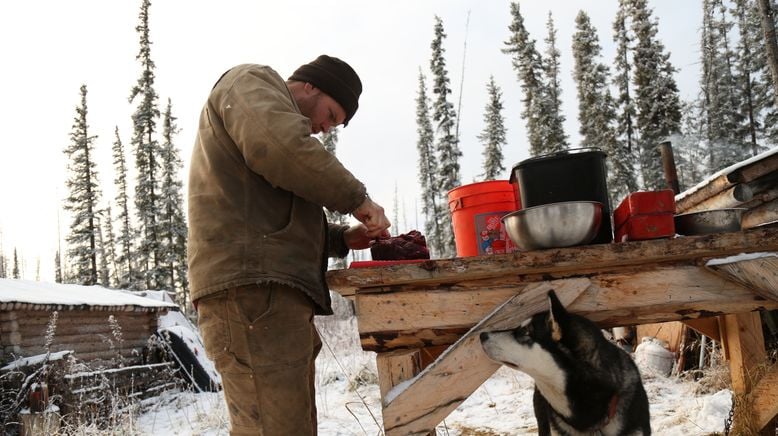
[187,64,366,314]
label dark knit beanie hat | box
[288,55,362,126]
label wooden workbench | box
[326,226,778,435]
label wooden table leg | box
[376,349,422,401]
[722,312,766,394]
[720,312,773,434]
[751,366,778,433]
[376,348,434,436]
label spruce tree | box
[0,231,5,279]
[756,0,778,108]
[320,127,349,233]
[319,127,350,269]
[102,206,119,287]
[734,0,773,153]
[573,10,636,202]
[13,248,20,279]
[540,12,569,152]
[158,99,189,305]
[54,250,62,283]
[430,15,461,257]
[129,0,162,289]
[702,0,748,171]
[63,85,101,285]
[628,0,683,189]
[415,70,445,257]
[676,100,708,189]
[612,3,639,187]
[478,76,507,180]
[320,127,339,154]
[504,2,546,156]
[96,217,110,288]
[111,127,137,289]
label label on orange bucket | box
[474,212,516,255]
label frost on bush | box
[44,311,59,355]
[106,315,126,367]
[348,365,378,392]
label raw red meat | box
[369,230,430,260]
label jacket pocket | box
[247,286,318,367]
[197,295,231,363]
[264,193,297,237]
[231,284,274,324]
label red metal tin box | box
[614,190,676,242]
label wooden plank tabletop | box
[327,226,778,295]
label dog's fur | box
[479,290,650,435]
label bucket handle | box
[449,191,517,212]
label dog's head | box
[479,289,589,373]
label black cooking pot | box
[510,148,613,244]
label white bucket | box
[634,336,675,376]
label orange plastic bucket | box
[447,180,521,257]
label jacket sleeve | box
[213,65,367,214]
[327,223,350,258]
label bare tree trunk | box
[757,0,778,107]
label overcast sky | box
[0,0,701,281]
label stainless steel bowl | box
[501,201,603,250]
[674,208,746,236]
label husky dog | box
[479,290,650,435]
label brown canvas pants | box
[197,283,322,436]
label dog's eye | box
[515,324,532,338]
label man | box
[188,55,391,435]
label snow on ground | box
[134,314,732,436]
[0,281,732,435]
[135,362,732,435]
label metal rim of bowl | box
[673,208,747,235]
[501,200,604,221]
[501,201,604,250]
[673,208,747,219]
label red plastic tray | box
[349,259,429,268]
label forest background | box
[1,0,775,313]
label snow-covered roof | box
[675,145,778,203]
[0,279,178,312]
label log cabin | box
[0,278,177,366]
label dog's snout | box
[479,332,490,342]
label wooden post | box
[659,141,681,195]
[20,411,60,436]
[751,366,778,432]
[375,349,435,436]
[722,312,766,394]
[376,349,422,400]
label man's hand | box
[352,196,391,238]
[343,223,390,250]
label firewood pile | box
[675,147,778,229]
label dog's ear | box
[547,290,566,342]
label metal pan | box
[674,208,746,236]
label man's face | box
[297,84,346,135]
